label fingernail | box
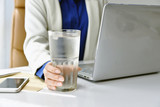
[55,70,60,73]
[57,82,62,86]
[59,77,64,81]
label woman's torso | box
[43,0,107,60]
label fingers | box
[44,73,63,91]
[45,62,61,74]
[44,62,64,91]
[45,78,63,87]
[44,69,64,81]
[47,85,56,91]
[44,62,81,91]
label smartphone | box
[0,77,29,93]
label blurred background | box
[0,0,14,68]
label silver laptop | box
[78,3,160,81]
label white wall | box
[5,0,14,68]
[0,0,5,68]
[0,0,14,68]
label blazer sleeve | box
[24,0,51,73]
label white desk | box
[0,67,160,107]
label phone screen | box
[0,78,25,88]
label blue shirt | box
[36,0,88,79]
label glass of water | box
[48,29,80,92]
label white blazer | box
[24,0,107,73]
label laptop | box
[78,3,160,81]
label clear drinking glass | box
[48,29,80,92]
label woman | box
[24,0,107,90]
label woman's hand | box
[44,62,82,90]
[43,62,64,90]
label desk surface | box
[0,67,160,107]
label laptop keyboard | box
[78,61,94,76]
[80,67,93,75]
